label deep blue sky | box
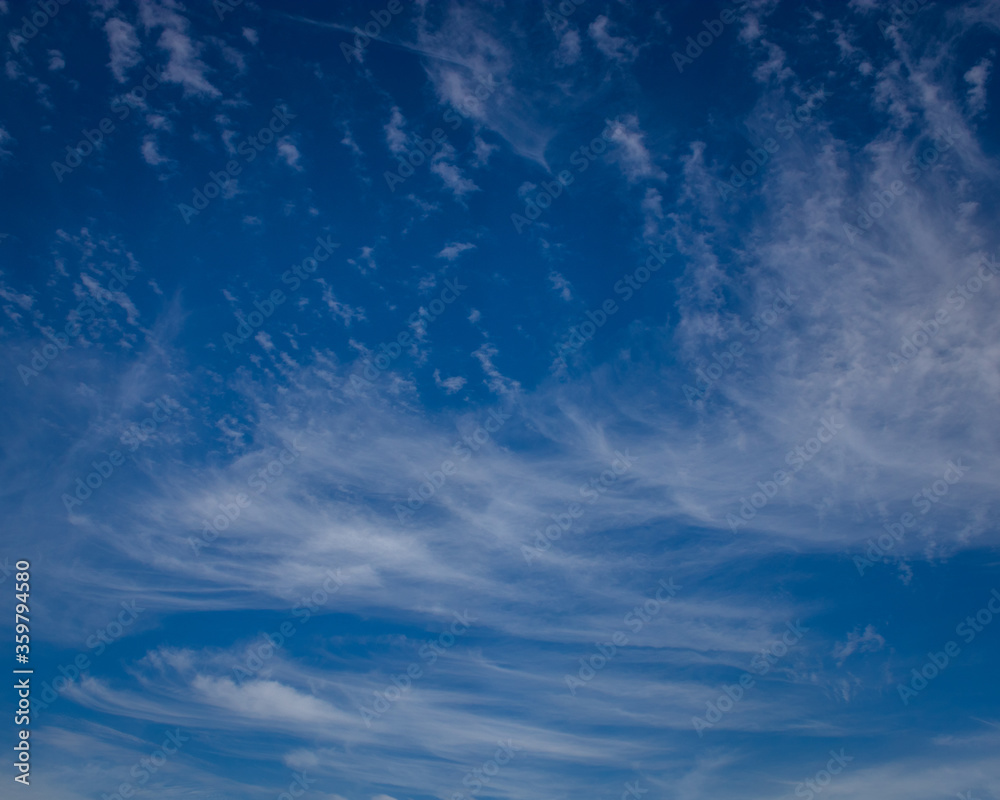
[1,1,1000,799]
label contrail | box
[273,12,472,68]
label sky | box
[1,0,1000,798]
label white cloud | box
[472,342,521,395]
[277,137,303,171]
[606,114,666,182]
[192,676,358,726]
[588,15,638,63]
[47,49,65,71]
[213,37,246,74]
[433,369,467,394]
[548,271,572,301]
[138,0,221,97]
[320,283,365,326]
[140,134,169,165]
[555,28,581,66]
[104,17,142,83]
[431,144,479,197]
[472,135,497,167]
[436,241,475,261]
[255,330,275,352]
[145,113,171,131]
[415,4,554,166]
[833,624,886,665]
[752,40,793,84]
[341,125,363,156]
[13,9,1000,800]
[384,106,408,155]
[641,187,664,241]
[0,126,13,158]
[347,246,376,274]
[965,58,992,114]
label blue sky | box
[1,0,1000,798]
